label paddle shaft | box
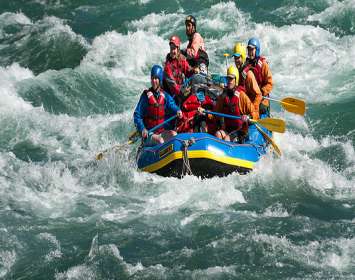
[204,110,285,133]
[254,124,281,157]
[204,110,241,120]
[148,115,177,135]
[263,96,280,103]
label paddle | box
[203,110,286,133]
[95,131,139,160]
[254,124,281,157]
[95,115,178,160]
[264,96,306,116]
[223,53,230,68]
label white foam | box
[200,2,249,33]
[142,175,246,215]
[0,12,32,27]
[307,0,355,26]
[55,264,96,280]
[254,131,355,199]
[82,30,167,82]
[252,233,355,272]
[0,250,16,278]
[38,232,63,261]
[263,203,290,218]
[40,16,89,48]
[0,63,34,112]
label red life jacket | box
[166,54,187,85]
[241,56,267,86]
[222,87,242,132]
[143,89,165,134]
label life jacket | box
[143,89,165,134]
[165,53,187,86]
[241,56,267,87]
[186,34,209,67]
[222,87,242,132]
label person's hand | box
[197,107,205,114]
[241,115,249,124]
[141,128,148,139]
[181,86,191,97]
[177,110,183,119]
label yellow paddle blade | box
[255,124,281,157]
[250,118,286,133]
[281,97,306,116]
[223,53,230,57]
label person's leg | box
[228,130,239,142]
[215,130,230,141]
[161,130,177,142]
[150,133,164,144]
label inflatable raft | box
[136,122,271,178]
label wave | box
[0,13,89,74]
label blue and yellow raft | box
[136,122,271,178]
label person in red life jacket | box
[181,15,209,70]
[133,65,183,146]
[213,65,258,142]
[240,37,273,115]
[178,78,216,133]
[163,35,193,99]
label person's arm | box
[239,91,259,120]
[133,94,147,133]
[261,62,273,96]
[164,62,180,96]
[245,71,263,112]
[182,57,194,78]
[164,92,181,114]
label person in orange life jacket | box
[133,65,183,146]
[163,35,193,99]
[213,65,258,142]
[177,68,215,133]
[232,42,247,74]
[181,15,209,69]
[240,37,273,115]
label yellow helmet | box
[226,65,239,84]
[232,42,246,63]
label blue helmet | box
[150,65,163,84]
[247,37,261,58]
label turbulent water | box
[0,0,354,279]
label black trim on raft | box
[153,158,251,178]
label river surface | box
[0,0,354,279]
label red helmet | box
[169,35,181,48]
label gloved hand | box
[181,86,191,97]
[197,107,205,114]
[241,115,249,124]
[141,128,148,139]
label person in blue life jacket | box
[134,65,183,146]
